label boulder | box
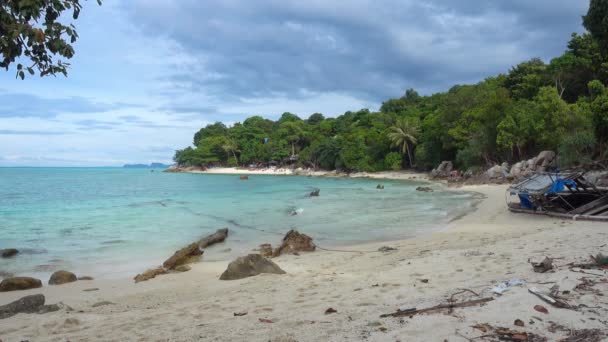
[273,230,316,257]
[501,162,510,176]
[416,186,434,192]
[134,267,167,283]
[0,294,45,319]
[0,277,42,292]
[376,184,384,190]
[485,165,503,179]
[174,265,191,273]
[431,161,453,178]
[162,243,203,270]
[309,189,320,197]
[48,270,77,285]
[535,151,556,169]
[510,162,524,178]
[219,254,286,280]
[0,249,18,258]
[259,244,274,258]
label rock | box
[376,184,384,189]
[83,288,99,292]
[92,301,115,308]
[259,244,274,258]
[134,267,167,283]
[0,277,42,292]
[485,165,504,179]
[0,249,18,258]
[378,246,397,252]
[535,151,556,170]
[309,189,320,197]
[273,230,316,257]
[0,294,45,319]
[416,186,434,192]
[219,254,286,280]
[198,228,229,249]
[501,162,510,176]
[48,270,77,285]
[240,175,249,180]
[0,271,14,279]
[431,161,453,178]
[510,162,524,178]
[78,276,94,281]
[175,265,191,273]
[162,243,203,270]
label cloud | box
[127,0,587,101]
[0,130,67,135]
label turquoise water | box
[0,168,478,280]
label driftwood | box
[198,228,229,249]
[528,288,571,309]
[380,297,493,318]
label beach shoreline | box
[1,184,606,341]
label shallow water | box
[0,168,479,279]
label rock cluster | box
[431,161,453,178]
[0,294,61,319]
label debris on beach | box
[325,308,338,315]
[532,257,554,273]
[528,288,571,309]
[233,312,248,317]
[0,276,42,292]
[258,318,274,323]
[0,249,18,258]
[534,305,549,314]
[380,297,493,318]
[48,270,77,285]
[378,246,397,253]
[309,189,320,197]
[273,229,316,257]
[219,254,286,280]
[470,324,546,341]
[491,278,525,294]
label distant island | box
[123,163,172,169]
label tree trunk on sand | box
[198,228,229,249]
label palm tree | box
[387,118,419,168]
[222,140,240,165]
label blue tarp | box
[546,179,577,195]
[519,194,536,210]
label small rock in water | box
[0,277,43,292]
[416,186,434,192]
[0,249,18,258]
[376,184,384,190]
[309,189,320,197]
[49,270,77,285]
[240,175,249,180]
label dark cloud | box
[126,0,587,101]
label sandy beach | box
[1,183,607,341]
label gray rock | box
[0,249,18,258]
[431,161,453,178]
[535,151,556,170]
[416,186,434,192]
[0,294,45,319]
[220,254,286,280]
[309,189,320,197]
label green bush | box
[384,152,402,171]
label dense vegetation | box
[175,1,608,172]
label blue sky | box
[0,0,587,166]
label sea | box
[0,168,480,280]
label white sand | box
[191,167,430,181]
[1,184,607,341]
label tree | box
[222,139,240,166]
[583,0,608,50]
[1,0,101,79]
[387,118,419,168]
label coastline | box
[1,184,607,341]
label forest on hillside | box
[174,1,608,172]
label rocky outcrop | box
[162,243,203,270]
[0,277,43,292]
[535,151,556,169]
[0,294,45,319]
[258,244,274,258]
[134,268,167,283]
[175,265,191,273]
[198,228,229,249]
[431,161,453,178]
[273,230,316,257]
[219,254,286,280]
[0,249,18,258]
[48,271,77,285]
[416,186,434,192]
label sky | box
[0,0,589,166]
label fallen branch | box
[528,288,572,309]
[380,297,493,318]
[198,228,229,249]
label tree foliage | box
[0,0,101,79]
